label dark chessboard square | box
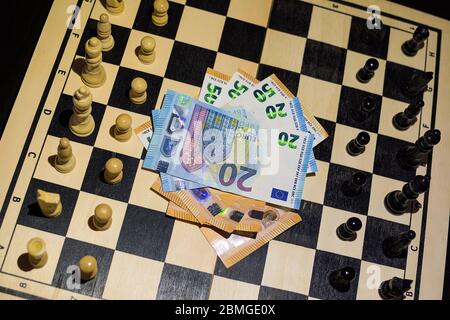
[301,39,347,84]
[108,66,163,114]
[52,238,114,298]
[313,118,335,163]
[165,41,216,87]
[17,178,78,236]
[214,243,268,285]
[258,64,300,95]
[373,134,416,182]
[48,94,106,146]
[156,263,212,300]
[348,17,390,60]
[309,250,361,300]
[258,286,307,300]
[337,86,382,133]
[218,18,266,62]
[324,163,372,215]
[76,18,131,65]
[269,0,313,37]
[383,61,425,104]
[116,205,174,261]
[80,148,139,203]
[186,0,230,15]
[133,0,184,39]
[275,201,322,249]
[362,216,410,269]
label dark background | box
[0,0,448,300]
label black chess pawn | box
[346,132,371,156]
[402,70,434,98]
[356,58,379,83]
[382,230,416,258]
[384,175,430,215]
[342,172,367,197]
[402,26,429,57]
[351,96,377,122]
[379,277,413,300]
[336,217,363,241]
[329,266,356,292]
[397,129,441,170]
[393,100,425,131]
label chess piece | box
[106,0,124,15]
[383,230,416,258]
[397,129,441,170]
[336,217,363,241]
[37,189,62,218]
[97,13,115,52]
[81,37,107,88]
[384,175,430,215]
[69,86,95,137]
[104,158,123,185]
[379,277,413,300]
[54,137,76,173]
[328,267,355,292]
[351,96,377,122]
[138,36,156,64]
[341,172,367,197]
[393,100,425,131]
[346,131,370,156]
[27,238,48,269]
[356,58,379,83]
[402,70,433,98]
[113,113,132,142]
[152,0,169,27]
[402,26,429,57]
[129,77,148,104]
[92,203,112,231]
[360,20,384,45]
[79,256,98,282]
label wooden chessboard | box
[0,0,449,300]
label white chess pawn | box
[152,0,169,27]
[138,36,156,64]
[97,13,115,52]
[104,158,123,185]
[69,86,95,137]
[129,77,148,104]
[106,0,124,15]
[27,238,48,269]
[113,113,132,142]
[54,137,76,173]
[81,37,107,88]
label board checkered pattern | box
[0,0,440,300]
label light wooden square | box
[387,28,426,71]
[342,50,386,96]
[213,53,258,78]
[34,135,93,190]
[91,0,141,29]
[66,191,128,250]
[298,75,341,122]
[155,78,200,108]
[165,220,217,274]
[262,240,316,295]
[103,251,164,300]
[94,105,149,158]
[176,6,225,51]
[209,276,260,300]
[129,160,169,213]
[64,56,119,105]
[330,124,377,173]
[307,6,352,49]
[120,29,174,77]
[227,0,273,27]
[302,160,329,204]
[356,260,404,300]
[260,29,306,73]
[378,97,420,144]
[2,225,65,285]
[316,206,367,259]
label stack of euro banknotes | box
[136,68,328,268]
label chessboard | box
[0,0,449,300]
